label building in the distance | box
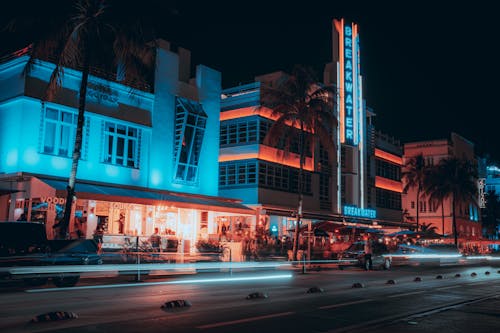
[0,40,254,252]
[485,165,500,194]
[402,132,482,243]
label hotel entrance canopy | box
[39,178,254,215]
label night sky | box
[2,1,498,161]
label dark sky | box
[2,1,499,161]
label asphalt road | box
[1,264,499,333]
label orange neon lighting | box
[219,145,314,171]
[375,176,402,193]
[336,18,345,143]
[220,106,313,132]
[374,148,403,165]
[220,107,277,121]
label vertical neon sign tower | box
[332,18,366,211]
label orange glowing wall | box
[374,148,403,165]
[375,176,402,193]
[219,145,314,171]
[220,107,312,132]
[220,107,277,121]
[334,18,345,143]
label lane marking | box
[387,290,425,298]
[197,311,295,329]
[319,299,373,309]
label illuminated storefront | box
[3,174,255,254]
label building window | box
[42,106,82,158]
[419,201,426,212]
[376,188,401,210]
[428,200,436,212]
[103,121,140,168]
[375,159,401,181]
[341,146,346,168]
[411,201,415,209]
[259,119,272,144]
[200,211,208,230]
[319,173,331,210]
[259,118,312,157]
[341,175,346,205]
[220,119,258,146]
[219,160,257,187]
[173,97,207,183]
[256,161,311,194]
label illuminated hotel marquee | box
[334,19,363,146]
[343,205,376,219]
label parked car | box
[338,241,392,270]
[0,221,102,287]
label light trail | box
[4,261,293,275]
[3,259,360,276]
[25,273,294,293]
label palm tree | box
[259,65,337,261]
[419,222,438,236]
[423,163,449,236]
[16,0,155,237]
[436,157,478,246]
[402,154,427,230]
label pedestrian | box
[150,227,161,252]
[364,237,373,270]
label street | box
[1,263,499,333]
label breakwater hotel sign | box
[335,19,362,147]
[332,18,368,213]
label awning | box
[38,178,254,215]
[0,188,25,196]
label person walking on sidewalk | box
[364,237,373,270]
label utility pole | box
[307,220,312,264]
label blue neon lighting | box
[343,205,376,218]
[344,24,354,145]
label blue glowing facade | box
[0,41,254,248]
[0,42,220,194]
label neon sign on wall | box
[335,19,362,146]
[343,205,376,219]
[344,24,354,145]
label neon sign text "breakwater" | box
[343,205,376,219]
[344,24,354,144]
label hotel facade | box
[0,40,255,253]
[219,19,405,240]
[0,19,407,254]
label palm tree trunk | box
[61,50,90,238]
[452,194,458,246]
[292,193,303,262]
[441,201,445,236]
[415,187,420,231]
[292,123,306,261]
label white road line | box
[436,285,462,291]
[387,290,425,298]
[197,311,295,329]
[318,299,373,310]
